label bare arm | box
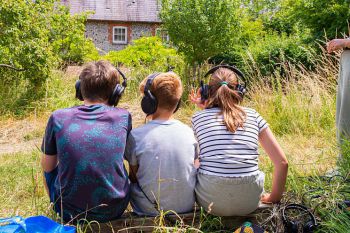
[327,39,350,53]
[41,154,58,173]
[259,128,288,203]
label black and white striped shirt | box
[192,107,268,177]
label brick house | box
[62,0,168,52]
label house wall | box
[85,20,160,53]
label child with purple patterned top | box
[41,61,131,222]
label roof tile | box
[63,0,161,23]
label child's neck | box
[84,99,108,106]
[151,108,174,121]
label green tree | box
[280,0,350,39]
[0,0,97,113]
[50,6,99,66]
[160,0,242,65]
[0,0,57,88]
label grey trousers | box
[336,50,350,151]
[195,172,264,216]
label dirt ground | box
[0,102,145,155]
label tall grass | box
[0,47,347,232]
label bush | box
[50,6,99,65]
[0,0,98,114]
[103,37,185,93]
[103,37,183,70]
[282,0,350,40]
[242,33,315,76]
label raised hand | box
[189,88,206,109]
[327,39,350,53]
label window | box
[113,26,128,44]
[156,28,169,42]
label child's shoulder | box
[101,107,131,125]
[107,106,131,116]
[242,107,257,114]
[51,106,78,118]
[192,108,221,119]
[131,119,192,136]
[173,119,193,131]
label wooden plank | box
[82,204,273,233]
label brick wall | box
[85,20,161,53]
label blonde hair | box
[206,68,246,132]
[139,72,183,111]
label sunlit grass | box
[0,48,348,232]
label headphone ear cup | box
[173,99,181,113]
[108,84,125,106]
[141,92,158,115]
[289,221,299,233]
[303,220,315,233]
[75,80,84,101]
[200,84,209,101]
[236,84,246,98]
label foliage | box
[281,0,350,40]
[0,0,57,88]
[103,37,185,92]
[210,32,315,77]
[0,0,97,114]
[242,33,315,76]
[160,0,242,65]
[50,6,99,65]
[103,37,183,70]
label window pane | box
[114,27,127,42]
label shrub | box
[0,0,98,114]
[243,33,315,75]
[103,37,185,93]
[50,6,99,65]
[103,37,183,70]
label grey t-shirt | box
[125,119,198,216]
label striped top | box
[191,107,268,177]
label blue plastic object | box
[0,216,75,233]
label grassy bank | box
[0,49,347,232]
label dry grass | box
[0,48,345,232]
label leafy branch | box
[0,64,26,72]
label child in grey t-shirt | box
[125,72,198,216]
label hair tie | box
[220,81,228,86]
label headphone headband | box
[116,67,127,88]
[75,65,128,106]
[282,203,317,233]
[144,73,161,96]
[200,64,247,101]
[204,64,246,84]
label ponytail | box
[206,68,246,133]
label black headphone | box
[200,64,247,101]
[75,67,127,106]
[282,204,317,233]
[141,72,181,115]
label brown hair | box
[139,72,183,111]
[206,68,246,132]
[79,60,120,101]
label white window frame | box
[155,28,170,42]
[112,26,128,44]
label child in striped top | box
[190,67,288,216]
